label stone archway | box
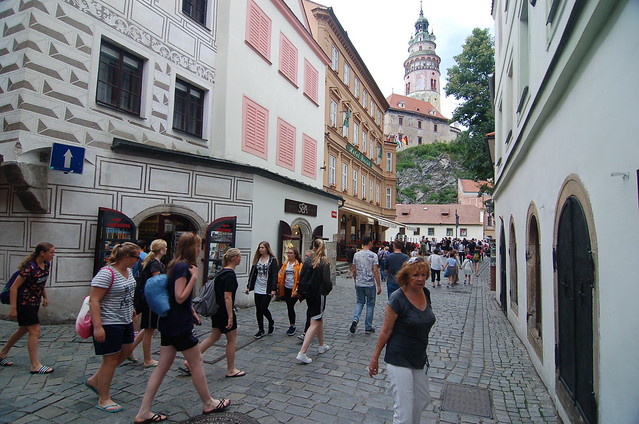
[526,203,542,360]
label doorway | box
[138,213,198,264]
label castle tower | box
[403,2,441,111]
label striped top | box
[91,266,135,325]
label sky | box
[322,0,494,119]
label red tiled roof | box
[386,94,448,120]
[394,203,483,226]
[459,179,492,194]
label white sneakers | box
[318,344,331,354]
[296,352,312,364]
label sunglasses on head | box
[406,256,426,264]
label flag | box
[394,134,401,148]
[403,136,408,146]
[342,109,351,128]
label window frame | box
[182,0,207,26]
[96,40,144,116]
[328,154,336,186]
[173,78,205,138]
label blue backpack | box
[1,262,36,304]
[144,274,170,317]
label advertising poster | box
[204,217,237,282]
[94,207,137,275]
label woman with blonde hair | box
[0,242,56,373]
[296,239,331,364]
[245,241,279,339]
[277,246,303,336]
[134,233,230,424]
[369,256,436,423]
[86,242,140,413]
[131,239,168,367]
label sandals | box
[134,413,168,423]
[30,365,54,374]
[203,398,231,414]
[0,358,13,366]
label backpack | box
[1,262,36,304]
[193,269,230,317]
[144,274,170,317]
[297,259,314,300]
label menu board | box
[94,207,136,275]
[204,217,236,282]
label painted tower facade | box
[403,4,441,111]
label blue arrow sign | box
[50,143,85,174]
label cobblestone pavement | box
[0,260,558,424]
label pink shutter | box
[301,134,317,178]
[246,0,271,60]
[242,96,268,160]
[304,59,319,104]
[279,33,298,85]
[276,117,296,170]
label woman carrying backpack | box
[0,242,56,373]
[245,241,279,339]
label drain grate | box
[441,383,492,418]
[179,412,260,424]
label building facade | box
[492,0,638,423]
[0,0,339,319]
[304,1,400,259]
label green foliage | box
[400,186,418,202]
[426,186,457,204]
[449,131,493,180]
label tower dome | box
[403,2,441,111]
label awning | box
[340,206,418,231]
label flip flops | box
[95,403,123,413]
[225,370,246,378]
[0,358,13,366]
[203,398,231,414]
[134,413,168,423]
[30,365,54,374]
[84,379,99,395]
[144,360,159,368]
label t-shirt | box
[91,266,135,325]
[254,258,270,295]
[428,254,444,271]
[284,262,294,289]
[213,269,238,320]
[384,252,409,286]
[353,249,379,287]
[384,288,436,369]
[159,261,193,337]
[17,261,50,307]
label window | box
[417,120,422,129]
[344,62,350,85]
[377,110,382,125]
[361,131,367,152]
[414,228,420,236]
[301,134,317,178]
[405,82,410,94]
[418,136,423,145]
[331,45,338,71]
[370,100,374,115]
[446,228,453,236]
[173,79,204,137]
[276,117,296,170]
[97,41,143,115]
[398,116,403,125]
[354,77,360,98]
[330,99,337,127]
[434,124,438,132]
[362,90,368,108]
[430,78,436,90]
[369,179,374,201]
[246,0,271,61]
[342,163,348,191]
[328,155,336,185]
[460,228,468,237]
[182,0,207,26]
[399,227,406,235]
[386,152,393,172]
[369,141,374,159]
[242,96,268,159]
[428,227,435,236]
[342,109,349,138]
[279,33,298,85]
[386,187,392,208]
[353,122,359,145]
[375,183,380,203]
[353,169,358,195]
[304,59,319,104]
[362,174,366,198]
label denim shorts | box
[93,323,134,356]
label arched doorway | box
[526,211,542,359]
[499,224,507,313]
[290,218,312,256]
[556,196,596,424]
[509,220,519,314]
[135,208,201,265]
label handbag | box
[193,269,228,317]
[76,267,115,339]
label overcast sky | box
[323,0,494,119]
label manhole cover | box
[179,412,260,424]
[440,383,492,418]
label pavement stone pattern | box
[0,259,558,424]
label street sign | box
[50,143,85,174]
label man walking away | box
[384,240,409,299]
[350,236,381,334]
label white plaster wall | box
[385,224,484,244]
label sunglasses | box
[406,256,426,264]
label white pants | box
[387,364,431,424]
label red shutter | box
[280,34,297,84]
[247,0,271,60]
[304,59,319,104]
[301,134,317,178]
[242,96,268,159]
[276,118,296,170]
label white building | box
[0,0,338,319]
[492,0,638,423]
[386,203,484,243]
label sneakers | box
[318,345,331,354]
[349,321,358,334]
[365,328,376,334]
[268,322,275,335]
[254,330,265,339]
[286,326,296,336]
[296,352,312,364]
[297,333,305,341]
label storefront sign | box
[346,143,373,168]
[285,199,317,217]
[331,211,337,218]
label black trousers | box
[431,269,441,283]
[283,287,297,325]
[254,293,274,331]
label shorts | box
[306,294,326,321]
[211,312,237,334]
[160,330,199,351]
[139,306,159,330]
[17,304,40,327]
[93,323,134,356]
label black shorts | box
[93,323,134,356]
[139,306,159,330]
[306,294,326,321]
[17,304,40,327]
[160,330,199,351]
[211,312,237,334]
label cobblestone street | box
[0,260,557,423]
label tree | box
[445,28,495,180]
